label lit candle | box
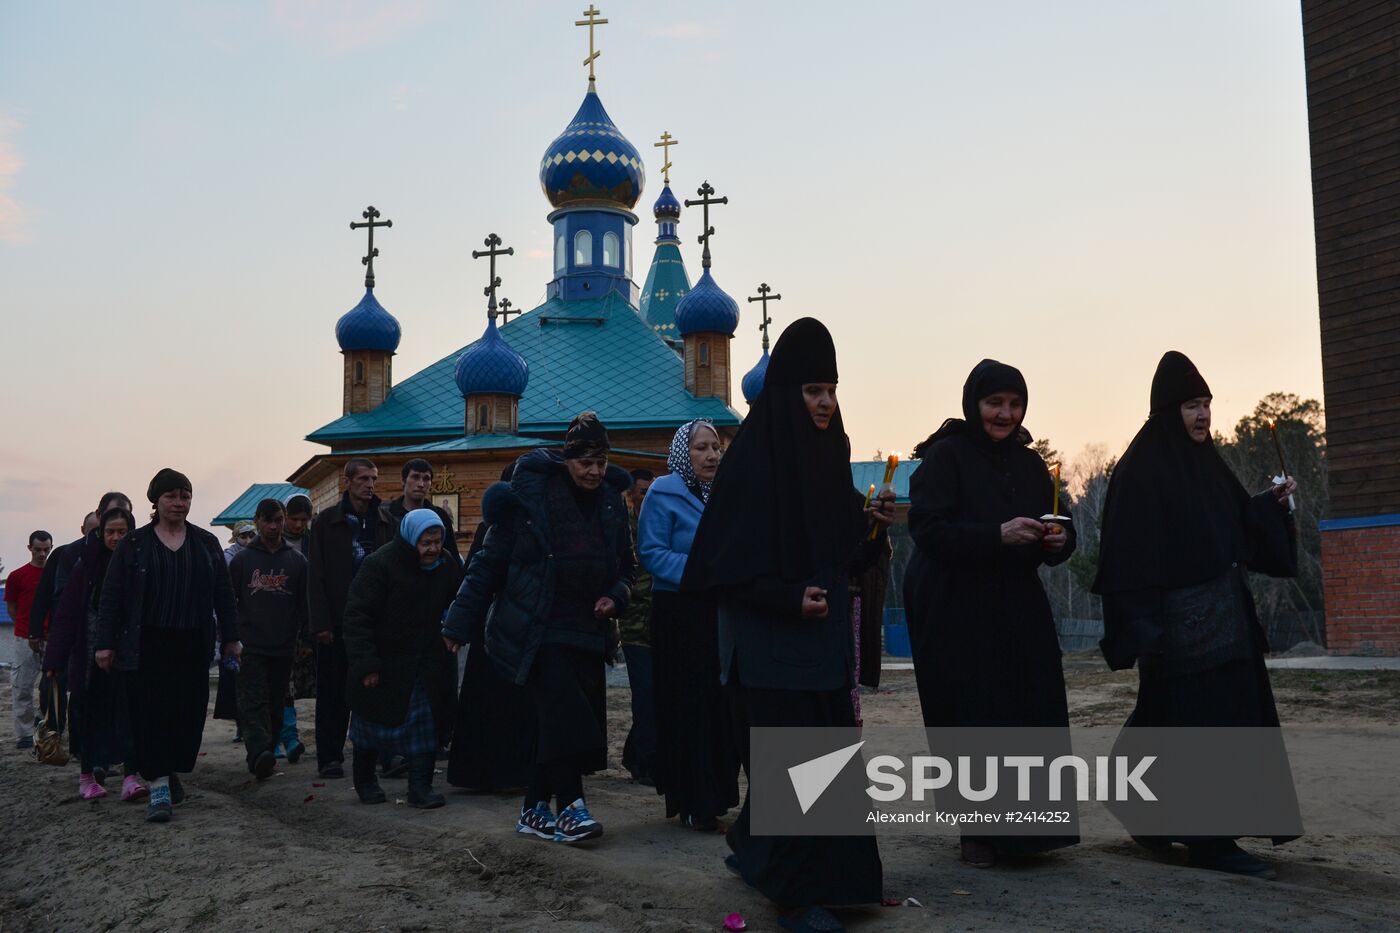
[867,454,899,540]
[1267,419,1289,479]
[881,452,900,487]
[862,483,876,510]
[1052,462,1061,518]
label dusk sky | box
[0,1,1321,576]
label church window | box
[603,232,619,267]
[353,360,365,385]
[477,403,490,431]
[699,341,711,367]
[574,230,592,266]
[554,234,565,273]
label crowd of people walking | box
[6,317,1299,933]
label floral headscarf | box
[667,419,717,503]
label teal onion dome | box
[454,317,529,398]
[653,184,681,218]
[674,268,740,336]
[335,288,401,352]
[741,349,770,403]
[539,86,645,210]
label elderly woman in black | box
[1093,351,1299,878]
[443,412,635,844]
[343,509,462,808]
[95,469,239,824]
[903,360,1078,867]
[683,319,895,933]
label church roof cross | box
[471,233,514,319]
[575,5,609,83]
[349,205,393,288]
[684,181,729,268]
[747,283,781,351]
[654,131,679,185]
[498,297,520,324]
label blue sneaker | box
[146,785,172,823]
[554,799,603,844]
[517,802,557,840]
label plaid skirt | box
[349,683,436,757]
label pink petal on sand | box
[723,912,747,931]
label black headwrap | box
[563,411,610,460]
[1092,351,1246,595]
[912,359,1031,458]
[682,318,866,591]
[147,468,193,504]
[1150,350,1212,414]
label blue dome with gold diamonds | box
[674,268,740,336]
[336,288,401,352]
[741,349,770,403]
[540,85,645,210]
[454,317,529,398]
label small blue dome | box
[335,288,401,352]
[741,349,770,403]
[653,185,681,218]
[540,86,645,210]
[454,317,529,398]
[674,268,740,336]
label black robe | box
[446,521,537,791]
[905,430,1075,728]
[1093,351,1300,845]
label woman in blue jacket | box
[639,419,740,831]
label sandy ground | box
[2,657,1399,932]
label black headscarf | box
[1092,351,1247,595]
[682,318,865,590]
[147,468,192,504]
[912,359,1032,457]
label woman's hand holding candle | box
[865,488,897,527]
[1001,517,1046,546]
[1272,476,1298,506]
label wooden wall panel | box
[1304,0,1400,518]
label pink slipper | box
[79,774,108,800]
[121,775,149,801]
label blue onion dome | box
[540,86,645,210]
[653,184,681,219]
[741,349,770,403]
[335,288,401,352]
[454,317,529,398]
[674,268,740,336]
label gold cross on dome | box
[576,5,609,82]
[654,131,679,184]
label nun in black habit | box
[445,464,537,793]
[903,359,1078,866]
[1092,351,1299,878]
[683,318,894,933]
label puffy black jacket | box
[443,450,634,685]
[94,522,238,672]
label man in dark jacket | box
[307,458,382,778]
[230,499,308,778]
[376,458,461,562]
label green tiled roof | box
[849,460,918,504]
[638,242,690,339]
[308,292,740,445]
[212,482,309,527]
[340,434,557,454]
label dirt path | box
[3,664,1399,932]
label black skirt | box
[81,664,135,773]
[129,626,211,780]
[524,644,606,774]
[727,667,883,908]
[651,590,740,819]
[447,640,537,791]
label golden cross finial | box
[653,131,679,185]
[575,5,609,82]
